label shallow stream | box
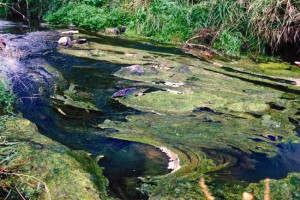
[2,20,300,199]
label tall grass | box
[43,0,300,57]
[247,0,300,53]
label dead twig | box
[14,186,26,200]
[264,178,270,200]
[199,178,215,200]
[0,168,51,200]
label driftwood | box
[183,35,223,58]
[61,30,79,35]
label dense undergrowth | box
[43,0,300,57]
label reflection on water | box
[213,142,300,183]
[99,144,169,200]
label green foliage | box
[213,29,243,57]
[82,0,108,7]
[130,1,193,42]
[209,0,243,27]
[45,4,105,29]
[45,3,131,30]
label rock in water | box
[113,88,137,98]
[0,40,6,50]
[68,24,77,29]
[58,37,72,47]
[125,65,145,75]
[120,26,127,33]
[72,39,87,45]
[77,39,87,44]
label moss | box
[246,173,300,200]
[221,59,300,80]
[1,118,109,199]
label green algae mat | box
[57,33,300,199]
[0,117,109,199]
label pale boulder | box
[58,37,72,46]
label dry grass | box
[247,0,300,52]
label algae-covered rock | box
[1,118,109,199]
[51,83,100,117]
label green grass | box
[44,0,247,56]
[0,79,14,115]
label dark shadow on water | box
[211,142,300,184]
[80,29,190,57]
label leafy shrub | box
[130,0,193,42]
[45,3,107,30]
[45,3,131,30]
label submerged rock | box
[164,82,184,87]
[61,30,79,35]
[113,87,137,98]
[125,65,145,75]
[77,38,87,44]
[68,24,77,29]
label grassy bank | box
[42,0,300,57]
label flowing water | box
[2,19,300,199]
